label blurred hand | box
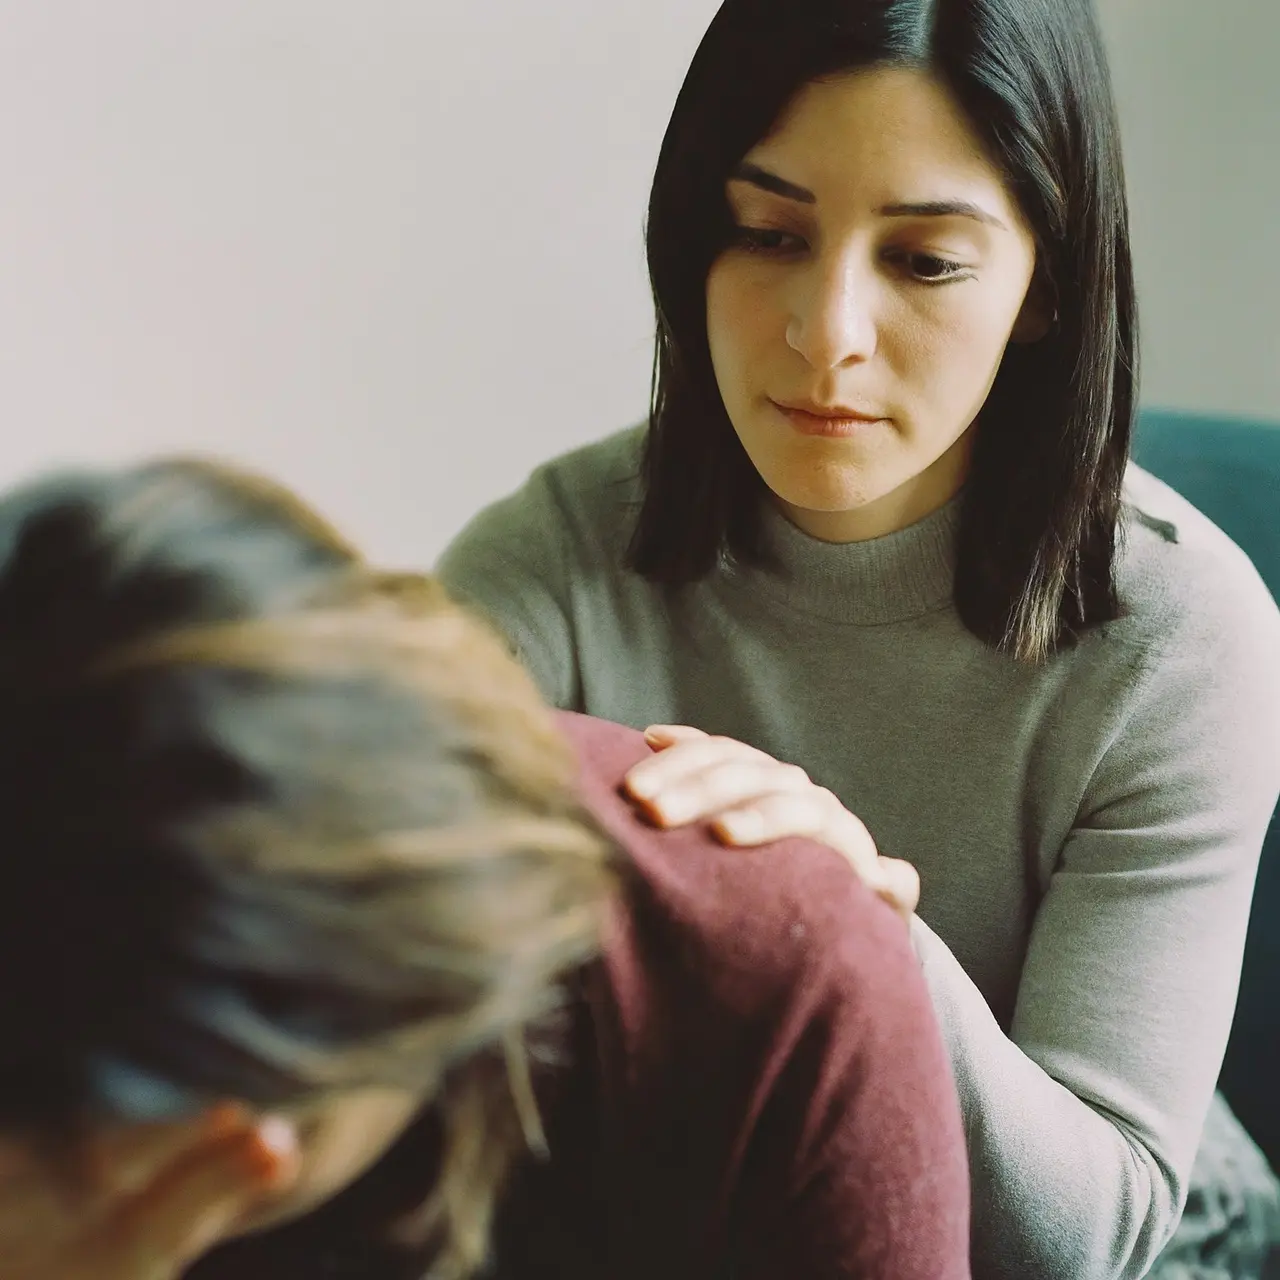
[0,1104,299,1280]
[625,724,920,922]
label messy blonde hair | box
[0,458,616,1276]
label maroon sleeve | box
[553,710,970,1277]
[732,881,972,1280]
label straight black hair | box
[629,0,1137,661]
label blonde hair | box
[0,458,616,1276]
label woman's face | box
[706,65,1046,543]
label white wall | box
[1097,0,1280,425]
[0,2,1274,565]
[0,1,720,563]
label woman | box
[436,1,1280,1277]
[0,459,970,1279]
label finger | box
[873,856,921,921]
[714,790,881,880]
[642,724,708,748]
[632,758,814,828]
[629,736,763,796]
[105,1119,298,1277]
[626,739,792,811]
[710,792,831,845]
[84,1104,250,1199]
[0,1108,251,1250]
[0,1139,71,1252]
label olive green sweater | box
[436,425,1280,1279]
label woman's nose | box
[785,260,877,370]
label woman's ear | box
[1010,266,1058,344]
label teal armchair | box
[1133,409,1280,1173]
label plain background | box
[0,2,1275,564]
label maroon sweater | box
[515,712,972,1279]
[189,713,970,1279]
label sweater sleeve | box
[736,878,972,1280]
[434,466,582,710]
[910,568,1280,1279]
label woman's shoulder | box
[1086,465,1280,770]
[558,711,916,1008]
[539,422,648,488]
[438,424,646,569]
[554,713,966,1277]
[1112,462,1280,651]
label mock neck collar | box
[727,494,962,624]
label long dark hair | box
[629,0,1138,662]
[0,459,615,1277]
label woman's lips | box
[771,400,888,438]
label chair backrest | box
[1133,408,1280,1171]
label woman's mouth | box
[771,399,889,438]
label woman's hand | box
[624,725,920,922]
[0,1105,299,1280]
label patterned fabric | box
[1148,1093,1280,1279]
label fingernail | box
[644,726,685,748]
[238,1117,297,1181]
[254,1116,297,1157]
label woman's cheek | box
[711,262,776,351]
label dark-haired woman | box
[436,2,1280,1276]
[0,460,970,1279]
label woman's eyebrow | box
[878,200,1008,230]
[730,162,816,204]
[729,163,1008,231]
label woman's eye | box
[733,226,805,255]
[891,250,969,283]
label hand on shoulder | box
[623,724,921,923]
